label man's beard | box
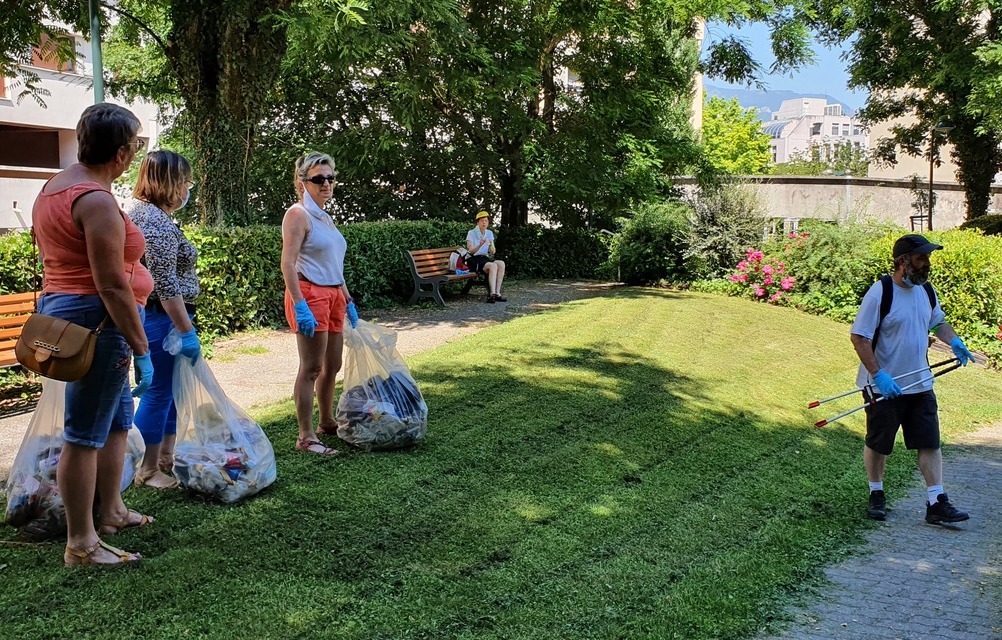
[903,262,930,286]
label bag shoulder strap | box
[872,275,894,352]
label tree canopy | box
[701,96,771,175]
[2,0,820,227]
[813,0,1002,220]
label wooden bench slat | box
[0,292,38,369]
[0,314,32,329]
[406,248,484,306]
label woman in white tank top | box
[280,152,356,456]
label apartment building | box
[764,98,867,166]
[0,32,160,230]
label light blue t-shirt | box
[850,279,945,393]
[466,228,495,257]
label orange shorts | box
[284,282,347,334]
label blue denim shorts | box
[37,293,140,449]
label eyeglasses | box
[186,181,197,190]
[125,139,146,151]
[305,175,336,185]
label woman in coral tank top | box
[32,103,156,566]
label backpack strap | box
[872,275,937,352]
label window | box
[810,122,822,136]
[0,125,61,168]
[30,33,75,73]
[852,125,863,136]
[831,123,839,136]
[842,124,850,136]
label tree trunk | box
[950,122,1002,221]
[498,166,528,228]
[168,0,292,225]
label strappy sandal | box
[98,510,155,536]
[64,539,141,567]
[295,437,339,456]
[133,468,179,490]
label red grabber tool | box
[812,358,961,428]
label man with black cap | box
[849,234,974,524]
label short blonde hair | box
[294,151,335,194]
[133,150,192,211]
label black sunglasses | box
[305,175,336,185]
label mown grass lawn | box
[3,290,1002,640]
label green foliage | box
[960,214,1002,236]
[0,231,39,294]
[610,201,693,286]
[813,0,1002,220]
[771,140,869,176]
[701,96,772,175]
[765,221,891,323]
[685,183,768,279]
[496,226,608,279]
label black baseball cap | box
[893,234,943,259]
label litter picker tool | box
[807,358,958,409]
[812,359,962,428]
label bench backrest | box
[407,247,459,280]
[0,292,37,368]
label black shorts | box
[466,255,491,274]
[863,389,940,455]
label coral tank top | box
[32,181,154,305]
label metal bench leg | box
[432,283,445,307]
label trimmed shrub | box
[959,214,1002,236]
[685,184,768,279]
[0,220,610,338]
[0,231,39,294]
[610,201,693,285]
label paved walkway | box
[762,423,1002,640]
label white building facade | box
[0,31,160,230]
[764,98,868,166]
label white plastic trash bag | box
[336,320,428,451]
[165,329,277,503]
[3,379,145,539]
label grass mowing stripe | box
[3,290,1001,640]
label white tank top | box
[293,203,346,286]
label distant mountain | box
[704,84,857,121]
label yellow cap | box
[475,211,490,221]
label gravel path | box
[0,279,617,481]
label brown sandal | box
[64,539,141,566]
[98,510,155,536]
[133,468,179,490]
[295,437,339,456]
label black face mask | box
[902,259,930,287]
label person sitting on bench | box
[465,211,507,303]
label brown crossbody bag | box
[14,229,109,381]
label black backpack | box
[871,275,936,351]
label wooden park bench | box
[406,247,486,307]
[0,292,37,368]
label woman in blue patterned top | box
[127,150,202,489]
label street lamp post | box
[927,121,954,231]
[88,0,104,103]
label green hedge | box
[714,224,1002,366]
[0,221,609,338]
[960,214,1002,236]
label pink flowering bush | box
[728,248,795,303]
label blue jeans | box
[37,293,137,449]
[133,308,191,446]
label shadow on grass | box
[0,331,901,640]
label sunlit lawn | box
[3,290,1001,640]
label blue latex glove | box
[294,299,317,337]
[132,352,154,398]
[872,369,902,400]
[346,300,359,329]
[951,336,973,366]
[179,327,201,363]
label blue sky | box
[702,22,868,110]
